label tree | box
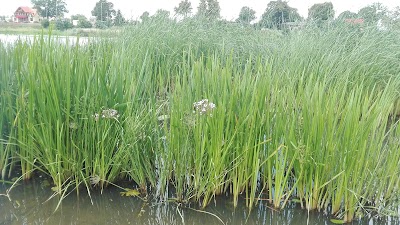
[77,19,92,28]
[308,2,335,21]
[91,0,116,22]
[236,6,256,24]
[55,18,73,30]
[71,15,93,28]
[358,3,388,25]
[196,0,221,20]
[389,6,400,29]
[259,0,301,29]
[114,10,125,26]
[71,14,87,21]
[31,0,68,18]
[174,0,193,18]
[337,10,358,21]
[140,11,150,22]
[153,9,170,19]
[41,19,50,28]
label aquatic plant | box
[1,20,400,223]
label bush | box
[55,18,73,31]
[77,19,92,28]
[41,19,50,28]
[95,20,112,29]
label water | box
[0,34,89,45]
[0,178,398,225]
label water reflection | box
[0,180,398,225]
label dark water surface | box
[1,178,399,225]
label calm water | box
[0,34,89,45]
[0,178,398,225]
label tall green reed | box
[1,20,400,223]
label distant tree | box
[91,0,116,22]
[236,6,256,24]
[77,19,92,28]
[71,14,87,21]
[337,10,358,21]
[70,14,92,28]
[31,0,68,18]
[55,18,73,30]
[391,6,400,20]
[197,0,207,16]
[259,0,301,29]
[358,3,388,25]
[196,0,221,20]
[41,18,50,28]
[308,2,335,21]
[140,11,150,22]
[153,9,170,19]
[174,0,193,18]
[114,10,125,26]
[389,6,400,29]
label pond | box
[0,179,398,225]
[0,34,89,45]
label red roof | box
[15,6,36,15]
[344,18,364,25]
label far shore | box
[0,22,120,37]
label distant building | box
[72,20,79,26]
[344,18,364,25]
[13,6,41,23]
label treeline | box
[31,0,400,31]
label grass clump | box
[1,19,400,223]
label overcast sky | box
[2,0,399,20]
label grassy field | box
[1,19,400,223]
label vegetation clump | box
[1,19,400,223]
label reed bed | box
[1,20,400,223]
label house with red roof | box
[13,6,41,23]
[344,18,364,25]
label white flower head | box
[101,109,119,119]
[92,108,119,121]
[193,99,216,115]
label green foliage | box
[114,10,125,26]
[358,3,388,25]
[2,20,400,223]
[91,0,116,22]
[31,0,68,18]
[95,20,111,29]
[337,10,358,21]
[70,14,87,21]
[259,0,301,29]
[153,9,170,20]
[70,14,93,28]
[140,11,150,22]
[174,0,193,18]
[236,6,256,25]
[41,18,50,28]
[308,2,335,21]
[77,18,93,28]
[55,18,73,30]
[388,6,400,30]
[196,0,221,20]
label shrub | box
[41,19,50,28]
[55,18,73,31]
[78,19,92,28]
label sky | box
[2,0,400,20]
